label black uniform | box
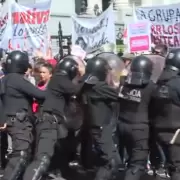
[117,55,155,180]
[23,57,82,180]
[1,51,46,180]
[81,57,119,180]
[0,75,7,173]
[149,48,180,180]
[0,49,7,174]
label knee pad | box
[8,151,29,180]
[32,155,50,180]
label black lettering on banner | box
[90,32,109,50]
[176,9,180,21]
[0,14,8,28]
[18,28,23,36]
[13,24,47,39]
[73,17,108,34]
[136,7,180,22]
[148,9,155,21]
[0,24,7,41]
[136,6,180,47]
[156,9,162,21]
[74,15,110,51]
[135,10,147,20]
[169,9,174,21]
[0,14,8,41]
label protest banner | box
[0,0,13,50]
[71,5,116,53]
[71,45,86,60]
[11,0,51,55]
[135,4,180,48]
[0,0,52,56]
[127,22,151,52]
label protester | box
[32,62,54,113]
[25,64,36,85]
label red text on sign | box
[151,24,180,47]
[12,9,50,24]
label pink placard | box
[129,35,150,52]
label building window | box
[75,0,87,15]
[102,0,111,11]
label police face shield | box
[84,64,112,85]
[145,54,165,83]
[60,55,84,84]
[126,71,151,85]
[97,53,125,88]
[84,75,99,84]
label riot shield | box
[97,53,125,88]
[145,54,165,83]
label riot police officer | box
[144,45,167,175]
[149,48,180,180]
[81,56,118,180]
[23,57,83,180]
[0,48,7,176]
[1,50,46,180]
[117,55,155,180]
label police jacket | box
[2,73,46,117]
[149,69,180,130]
[42,74,83,119]
[118,80,155,125]
[82,82,118,127]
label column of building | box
[113,0,129,10]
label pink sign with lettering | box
[130,35,150,52]
[127,22,151,53]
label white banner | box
[135,4,180,48]
[71,5,116,53]
[0,0,13,49]
[1,0,52,56]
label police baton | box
[170,129,180,144]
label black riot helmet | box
[126,55,153,85]
[5,50,29,74]
[84,56,111,84]
[165,48,180,72]
[56,57,78,80]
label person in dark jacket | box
[149,48,180,180]
[0,67,7,177]
[80,56,119,180]
[0,50,46,180]
[23,56,83,180]
[117,55,155,180]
